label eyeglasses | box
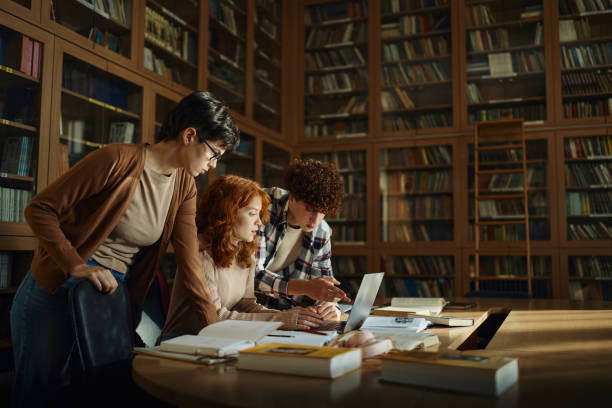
[203,139,223,162]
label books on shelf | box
[3,34,42,79]
[0,187,33,223]
[0,136,34,176]
[108,121,135,144]
[380,351,519,396]
[237,343,362,379]
[159,320,282,357]
[0,252,12,289]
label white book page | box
[198,320,283,342]
[361,316,430,333]
[159,335,254,356]
[259,330,338,346]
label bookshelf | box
[380,0,455,136]
[253,0,283,131]
[379,249,457,298]
[49,39,144,180]
[215,131,255,179]
[261,140,290,188]
[207,0,248,115]
[463,0,550,126]
[332,253,369,298]
[564,249,612,301]
[43,0,135,66]
[301,147,369,247]
[1,0,41,23]
[302,0,369,141]
[377,139,458,247]
[143,0,200,90]
[557,0,612,123]
[558,127,612,247]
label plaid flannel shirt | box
[255,187,334,310]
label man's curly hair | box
[283,158,344,215]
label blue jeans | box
[10,259,126,408]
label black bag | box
[68,279,134,383]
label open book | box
[374,297,448,316]
[158,320,283,357]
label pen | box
[299,329,328,336]
[267,334,294,338]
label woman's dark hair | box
[283,158,344,216]
[156,91,239,152]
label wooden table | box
[132,298,612,407]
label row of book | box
[208,57,243,95]
[303,120,367,138]
[381,15,450,39]
[383,62,449,85]
[381,88,416,110]
[469,223,550,241]
[470,142,545,162]
[466,83,483,103]
[477,169,541,191]
[477,199,525,219]
[144,47,186,85]
[254,8,278,42]
[566,162,612,186]
[568,281,609,301]
[305,70,368,94]
[0,136,34,176]
[305,151,366,171]
[382,36,449,61]
[569,256,612,277]
[465,4,496,27]
[562,70,612,95]
[328,223,366,242]
[305,23,367,49]
[84,26,123,54]
[340,173,366,195]
[209,0,244,38]
[565,135,612,158]
[0,33,43,79]
[304,0,367,25]
[305,47,366,71]
[568,222,612,240]
[62,59,130,110]
[331,256,366,276]
[381,146,452,167]
[563,98,612,118]
[145,7,197,64]
[0,187,32,223]
[380,170,452,193]
[560,0,612,15]
[468,24,543,52]
[561,43,612,68]
[377,277,453,299]
[328,196,366,221]
[566,191,612,215]
[0,252,11,289]
[559,18,593,42]
[381,255,453,277]
[382,112,451,130]
[470,256,551,278]
[79,0,130,26]
[382,223,453,242]
[476,279,552,298]
[381,0,449,14]
[469,104,546,122]
[382,195,453,219]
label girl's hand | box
[69,264,118,294]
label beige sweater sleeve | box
[202,253,299,330]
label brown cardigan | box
[24,143,218,326]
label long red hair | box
[196,175,271,268]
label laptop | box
[320,272,384,333]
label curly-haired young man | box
[255,158,350,327]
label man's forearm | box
[286,278,305,296]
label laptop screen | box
[343,272,384,333]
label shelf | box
[74,0,130,31]
[0,172,34,182]
[0,64,40,83]
[60,134,104,149]
[382,217,453,222]
[207,76,245,99]
[565,185,612,190]
[145,36,197,68]
[209,47,244,72]
[382,274,454,279]
[254,101,279,116]
[561,63,612,73]
[382,191,453,197]
[306,112,368,120]
[382,163,452,171]
[383,104,452,113]
[468,71,545,82]
[0,118,37,133]
[255,26,281,46]
[255,50,281,69]
[559,9,612,19]
[305,17,367,28]
[306,40,367,51]
[209,16,246,42]
[565,156,612,162]
[382,29,451,42]
[221,0,247,16]
[469,159,547,166]
[382,80,452,89]
[254,75,280,93]
[468,96,545,107]
[466,16,543,31]
[381,5,450,18]
[382,54,452,65]
[568,276,612,281]
[256,4,279,25]
[0,288,18,295]
[61,88,140,119]
[562,91,612,99]
[566,214,612,219]
[306,64,367,74]
[468,44,543,56]
[561,35,612,46]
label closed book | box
[237,343,361,379]
[159,320,282,357]
[389,297,447,314]
[380,351,518,396]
